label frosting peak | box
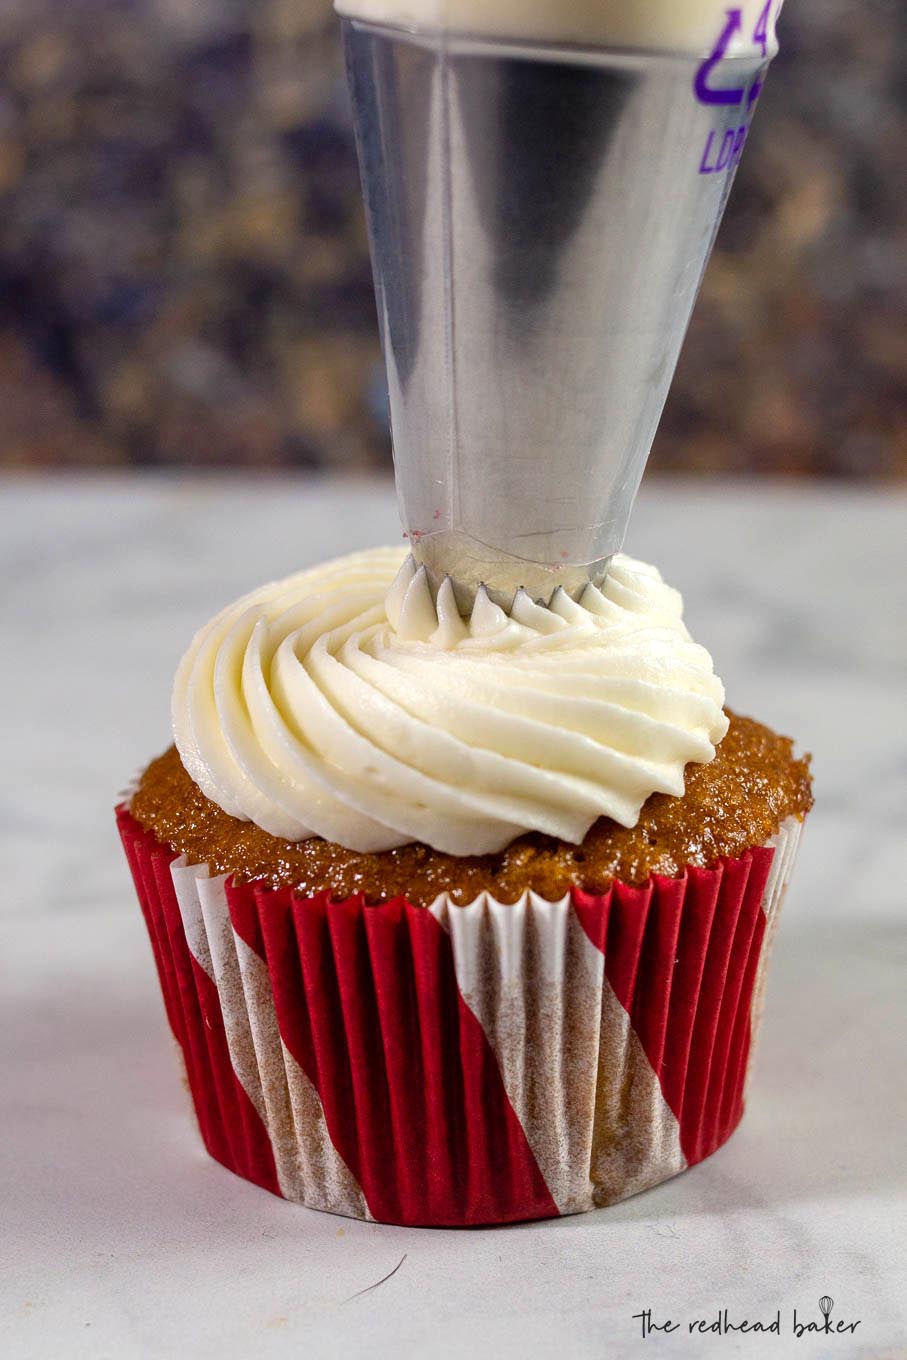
[172,547,728,856]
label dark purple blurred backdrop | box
[0,0,903,476]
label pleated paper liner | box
[117,807,802,1226]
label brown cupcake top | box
[129,710,812,906]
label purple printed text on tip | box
[693,3,775,174]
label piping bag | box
[339,0,782,606]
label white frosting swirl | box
[172,548,728,856]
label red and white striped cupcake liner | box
[117,808,802,1226]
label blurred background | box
[0,0,903,478]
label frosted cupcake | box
[118,547,811,1225]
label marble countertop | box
[3,474,906,1360]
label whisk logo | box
[631,1294,861,1341]
[793,1295,861,1338]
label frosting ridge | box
[172,547,729,855]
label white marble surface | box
[2,474,905,1360]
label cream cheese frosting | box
[172,547,728,856]
[335,0,781,57]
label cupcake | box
[118,547,811,1225]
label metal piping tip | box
[408,532,611,611]
[345,18,771,605]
